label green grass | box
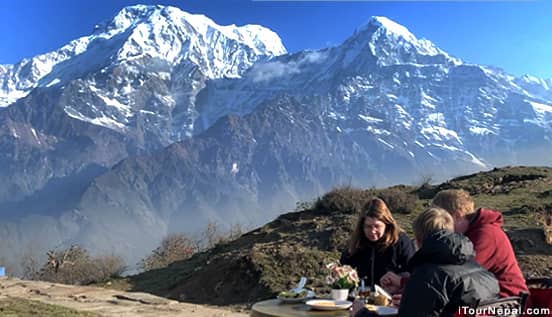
[0,298,99,317]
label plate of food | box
[371,284,393,306]
[364,304,398,316]
[305,299,352,311]
[277,289,315,303]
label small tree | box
[418,173,434,187]
[37,245,91,284]
[140,233,196,271]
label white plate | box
[377,306,398,315]
[365,305,398,316]
[277,290,315,303]
[305,299,352,311]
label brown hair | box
[412,207,454,243]
[348,198,400,254]
[431,189,476,217]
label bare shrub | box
[314,186,373,214]
[140,233,196,271]
[21,253,41,280]
[418,173,434,187]
[377,187,417,214]
[203,220,226,249]
[35,245,126,285]
[91,254,126,281]
[190,220,253,253]
[37,245,92,284]
[227,223,244,241]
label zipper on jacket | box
[371,247,375,288]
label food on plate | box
[364,304,377,311]
[315,301,336,307]
[373,294,390,306]
[372,284,392,306]
[278,290,308,299]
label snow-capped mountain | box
[0,4,285,202]
[0,10,551,270]
[1,4,285,139]
[194,16,552,170]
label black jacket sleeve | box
[396,232,416,273]
[340,250,353,266]
[397,267,449,317]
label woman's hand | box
[379,272,401,293]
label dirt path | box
[0,278,248,317]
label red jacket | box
[465,208,528,297]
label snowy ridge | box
[2,11,552,171]
[0,36,93,107]
[363,16,441,55]
[193,17,552,171]
[96,5,286,57]
[0,4,286,108]
[352,16,461,66]
[95,5,286,64]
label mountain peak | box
[93,5,286,57]
[1,4,287,108]
[364,16,417,43]
[345,15,459,66]
[91,4,161,34]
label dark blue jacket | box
[398,231,499,317]
[340,231,415,287]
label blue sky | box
[1,0,551,78]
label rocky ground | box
[0,278,247,317]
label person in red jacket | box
[431,189,528,298]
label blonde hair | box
[431,189,475,217]
[412,207,454,243]
[348,198,400,254]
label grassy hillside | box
[126,166,552,306]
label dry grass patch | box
[0,298,99,317]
